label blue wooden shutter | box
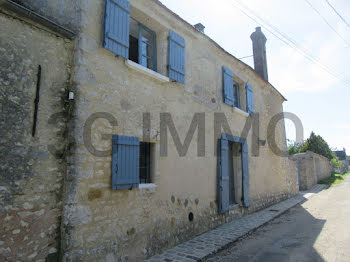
[218,138,230,213]
[222,66,234,106]
[112,135,139,190]
[242,142,250,207]
[233,83,240,108]
[139,35,148,67]
[103,0,130,59]
[246,83,254,114]
[168,30,185,84]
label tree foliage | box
[288,142,303,156]
[288,132,335,160]
[300,132,334,160]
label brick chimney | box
[250,27,268,81]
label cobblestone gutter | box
[144,184,327,262]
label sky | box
[161,0,350,153]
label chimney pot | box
[250,27,268,81]
[194,23,205,33]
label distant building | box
[333,150,349,173]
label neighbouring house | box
[333,150,349,173]
[0,1,76,261]
[0,0,298,261]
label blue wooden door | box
[242,142,250,207]
[218,139,230,213]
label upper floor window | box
[233,83,240,108]
[129,18,157,71]
[223,66,254,114]
[103,0,185,84]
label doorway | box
[229,142,243,205]
[218,134,250,213]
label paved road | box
[204,176,350,262]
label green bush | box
[319,172,349,186]
[288,142,303,156]
[331,157,344,169]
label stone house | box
[0,0,298,261]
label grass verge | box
[319,172,349,187]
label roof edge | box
[153,0,287,101]
[0,0,76,39]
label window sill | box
[139,183,157,189]
[138,183,157,194]
[233,107,249,117]
[125,60,170,83]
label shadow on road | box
[205,205,327,262]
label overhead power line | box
[238,55,253,60]
[230,0,350,87]
[303,0,350,47]
[324,0,350,29]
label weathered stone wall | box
[287,158,299,194]
[59,0,296,261]
[0,10,73,261]
[291,151,332,190]
[343,160,349,173]
[314,153,332,181]
[339,160,349,174]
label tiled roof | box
[334,150,346,160]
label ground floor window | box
[112,135,155,190]
[139,142,151,184]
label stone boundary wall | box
[340,159,349,173]
[290,151,332,190]
[333,160,349,174]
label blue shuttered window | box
[222,66,234,106]
[218,139,230,213]
[246,83,254,115]
[168,30,185,84]
[242,142,250,207]
[103,0,130,59]
[112,135,140,190]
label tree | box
[288,142,303,156]
[300,132,335,160]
